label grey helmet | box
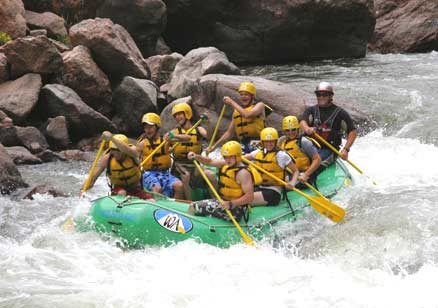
[315,82,334,94]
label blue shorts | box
[142,170,180,197]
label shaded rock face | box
[0,53,9,83]
[111,77,158,135]
[370,0,438,53]
[0,144,28,194]
[39,84,115,140]
[0,0,27,39]
[0,35,63,78]
[146,52,183,86]
[22,0,104,26]
[69,18,151,82]
[97,0,167,58]
[0,73,42,124]
[163,0,375,64]
[60,45,112,116]
[189,74,370,136]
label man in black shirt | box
[299,82,357,169]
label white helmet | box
[315,82,334,94]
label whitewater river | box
[1,52,438,307]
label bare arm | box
[187,151,225,168]
[300,152,321,182]
[300,119,315,136]
[340,129,357,160]
[224,97,265,119]
[103,131,140,160]
[82,153,109,191]
[210,121,234,151]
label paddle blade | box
[307,195,345,223]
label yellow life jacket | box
[171,127,202,162]
[142,136,171,171]
[218,165,245,201]
[254,150,285,186]
[233,104,265,140]
[279,136,320,171]
[107,155,141,188]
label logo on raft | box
[154,209,193,234]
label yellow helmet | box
[141,112,161,128]
[109,134,128,149]
[171,102,192,119]
[221,141,242,160]
[260,127,278,141]
[282,116,300,130]
[238,82,256,96]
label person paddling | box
[187,141,255,222]
[244,127,299,206]
[299,82,357,171]
[208,82,267,154]
[82,132,153,200]
[278,116,321,188]
[169,102,217,199]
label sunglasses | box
[315,92,330,97]
[284,129,298,133]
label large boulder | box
[146,52,183,87]
[97,0,167,58]
[24,10,68,40]
[69,18,150,82]
[0,0,27,39]
[15,126,50,154]
[39,84,116,140]
[0,35,63,78]
[5,146,43,164]
[164,0,375,64]
[0,73,42,124]
[111,77,158,135]
[0,143,28,194]
[189,74,370,136]
[369,0,438,53]
[167,47,240,99]
[60,45,112,116]
[45,115,70,150]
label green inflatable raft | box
[77,161,352,248]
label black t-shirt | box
[299,104,356,148]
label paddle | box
[192,160,256,246]
[81,140,106,195]
[62,139,107,231]
[241,157,345,223]
[169,114,208,152]
[208,104,226,150]
[313,133,377,185]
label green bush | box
[0,32,12,46]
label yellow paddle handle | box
[82,140,106,193]
[208,104,226,148]
[192,160,256,246]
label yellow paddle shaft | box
[208,104,226,148]
[82,140,106,193]
[192,160,256,246]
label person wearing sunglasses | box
[278,116,321,188]
[299,82,357,170]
